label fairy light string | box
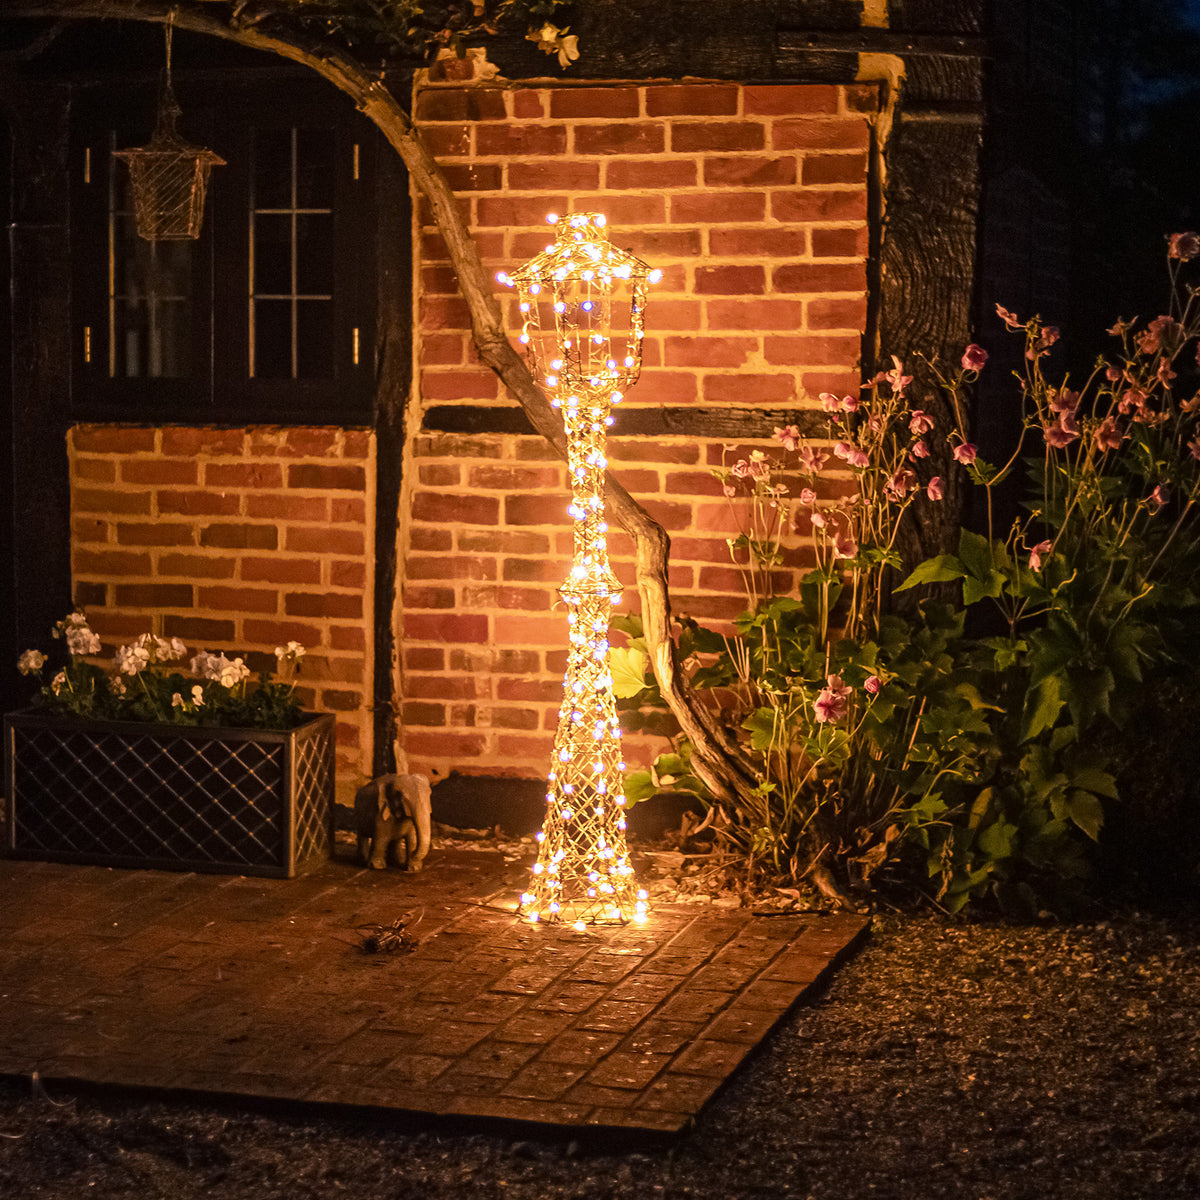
[497,212,662,927]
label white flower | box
[527,22,580,69]
[110,675,126,697]
[191,684,205,707]
[217,657,250,689]
[50,669,67,695]
[191,651,219,679]
[114,644,151,676]
[53,610,101,656]
[171,692,184,709]
[169,638,187,661]
[17,649,46,675]
[274,640,306,661]
[52,610,90,638]
[67,628,102,656]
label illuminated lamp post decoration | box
[497,212,662,927]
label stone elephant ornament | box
[353,773,433,871]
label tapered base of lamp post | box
[520,589,647,927]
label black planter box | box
[3,709,333,878]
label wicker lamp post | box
[498,212,661,927]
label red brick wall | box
[405,66,876,783]
[67,425,375,804]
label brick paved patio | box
[0,850,868,1143]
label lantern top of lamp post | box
[497,212,662,291]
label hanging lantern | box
[114,22,224,241]
[498,213,662,927]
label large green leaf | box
[1021,674,1064,742]
[1064,789,1105,841]
[622,769,656,804]
[743,706,778,752]
[895,554,967,592]
[1068,765,1119,800]
[609,646,650,698]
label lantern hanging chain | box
[154,11,184,145]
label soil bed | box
[2,907,1198,1199]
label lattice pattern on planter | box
[4,713,332,878]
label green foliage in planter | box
[17,612,309,731]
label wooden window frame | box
[70,73,377,425]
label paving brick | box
[669,1038,752,1078]
[655,989,735,1023]
[636,1072,725,1112]
[491,1010,577,1045]
[619,1019,707,1056]
[584,1050,673,1091]
[502,1059,591,1100]
[574,1000,658,1033]
[540,1030,623,1066]
[531,982,610,1014]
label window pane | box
[296,128,335,208]
[109,164,192,379]
[295,213,333,295]
[296,301,333,379]
[253,128,293,209]
[253,213,292,295]
[253,299,292,378]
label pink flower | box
[1029,539,1052,572]
[1093,417,1123,452]
[1105,364,1122,382]
[996,304,1022,329]
[1169,231,1200,261]
[834,531,859,559]
[1027,326,1060,360]
[833,441,856,461]
[847,446,869,468]
[926,476,944,501]
[722,481,737,497]
[813,674,852,724]
[953,441,978,465]
[909,410,934,436]
[774,424,801,452]
[1136,315,1183,356]
[863,675,881,695]
[840,394,860,413]
[961,344,988,372]
[1107,318,1134,337]
[748,450,770,479]
[730,459,750,478]
[1148,484,1170,512]
[810,510,827,529]
[885,468,915,500]
[885,356,913,392]
[799,487,818,506]
[819,392,842,413]
[1158,358,1177,386]
[799,445,829,473]
[910,439,930,460]
[1048,387,1080,415]
[1188,436,1200,462]
[1044,417,1079,448]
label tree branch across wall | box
[4,0,765,813]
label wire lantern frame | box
[499,213,662,927]
[113,20,224,241]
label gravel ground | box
[2,909,1198,1200]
